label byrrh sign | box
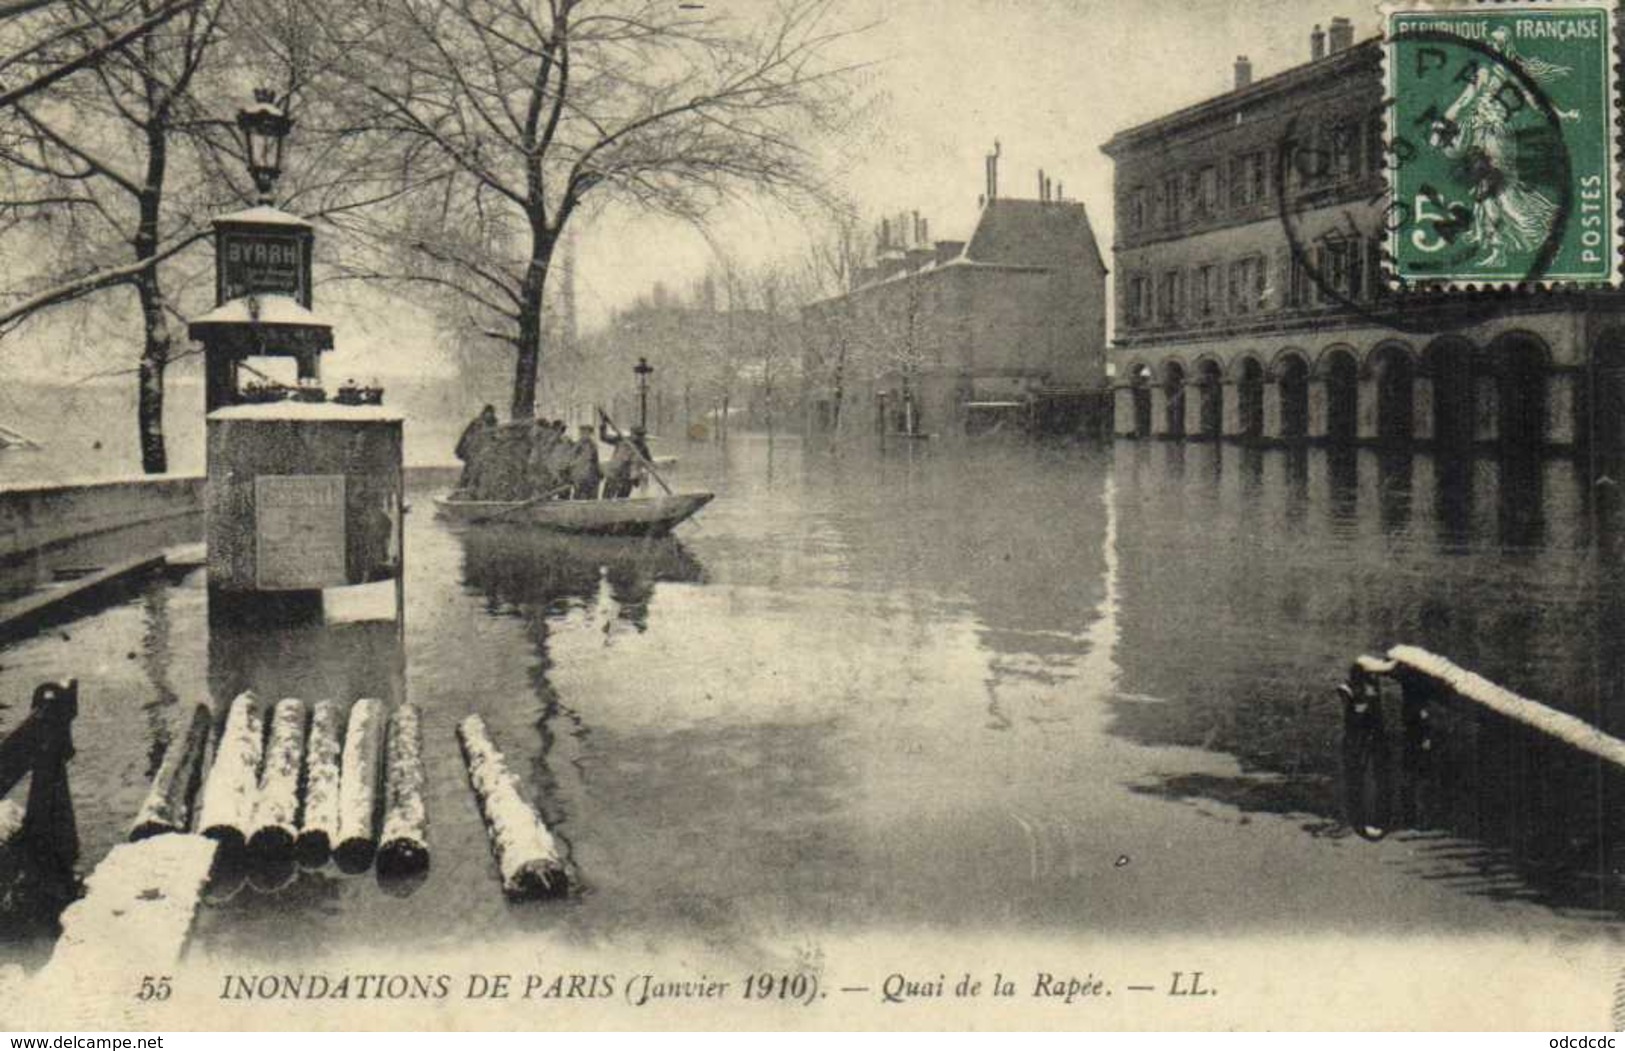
[222,231,304,301]
[212,208,315,308]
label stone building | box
[801,170,1109,439]
[1102,18,1625,453]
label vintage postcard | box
[1,0,1624,1034]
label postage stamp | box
[1384,0,1620,287]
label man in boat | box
[527,417,566,499]
[600,421,651,499]
[568,424,602,500]
[454,405,498,495]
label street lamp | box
[634,356,654,430]
[238,88,293,205]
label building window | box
[1197,264,1220,317]
[1228,255,1267,314]
[1287,252,1311,308]
[1160,173,1183,227]
[1229,156,1248,209]
[1128,187,1150,231]
[1229,151,1269,209]
[1128,275,1152,325]
[1157,269,1184,324]
[1317,238,1363,301]
[1195,165,1219,218]
[1331,122,1357,179]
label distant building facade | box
[801,175,1109,439]
[1102,19,1625,453]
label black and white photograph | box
[0,0,1620,1032]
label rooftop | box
[1101,36,1380,157]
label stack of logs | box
[127,696,568,901]
[127,694,428,892]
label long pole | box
[598,407,674,496]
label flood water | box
[4,435,1625,963]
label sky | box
[11,0,1376,382]
[568,0,1374,329]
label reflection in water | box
[453,525,707,894]
[1110,443,1622,913]
[206,616,405,712]
[1342,675,1625,913]
[12,436,1625,958]
[458,527,704,628]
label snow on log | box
[296,698,343,866]
[335,697,385,873]
[377,703,428,880]
[248,697,308,860]
[194,692,264,849]
[1389,644,1625,769]
[39,834,216,993]
[456,713,566,899]
[129,704,212,841]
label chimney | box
[986,139,1001,201]
[1311,23,1326,60]
[1234,55,1253,89]
[1328,16,1353,53]
[912,209,921,244]
[880,217,890,250]
[1056,182,1063,202]
[1045,175,1053,202]
[920,217,929,242]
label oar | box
[597,407,673,496]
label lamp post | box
[634,356,653,431]
[237,88,292,205]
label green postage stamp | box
[1385,0,1620,287]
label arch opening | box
[1196,360,1223,439]
[1324,349,1359,443]
[1277,355,1309,440]
[1163,360,1187,438]
[1236,358,1264,440]
[1371,344,1415,443]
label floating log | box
[194,692,264,850]
[457,713,566,899]
[248,698,307,861]
[377,703,428,881]
[295,699,344,867]
[334,697,385,873]
[129,704,212,841]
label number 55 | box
[137,976,172,1001]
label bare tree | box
[0,0,202,110]
[0,0,231,472]
[312,0,864,422]
[794,204,867,441]
[0,0,427,472]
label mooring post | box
[1338,658,1393,840]
[21,680,79,886]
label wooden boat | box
[432,491,714,537]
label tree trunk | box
[509,230,555,421]
[135,116,170,475]
[136,306,169,475]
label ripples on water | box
[3,435,1625,961]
